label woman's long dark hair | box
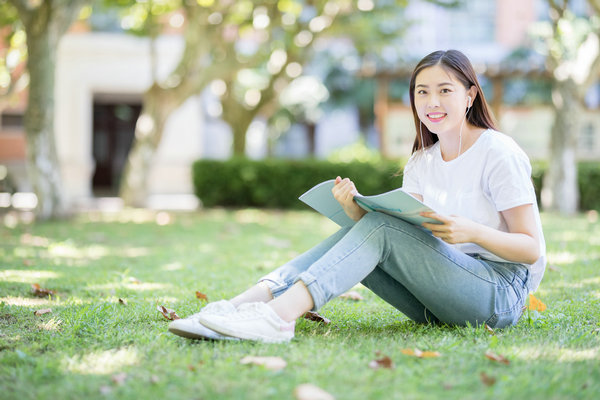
[409,50,497,153]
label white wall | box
[55,32,204,205]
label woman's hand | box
[421,205,541,264]
[420,212,478,244]
[332,176,367,222]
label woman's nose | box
[427,94,440,108]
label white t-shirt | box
[401,129,546,292]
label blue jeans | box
[260,212,530,329]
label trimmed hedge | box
[531,161,600,211]
[192,158,600,211]
[192,158,404,209]
[577,162,600,212]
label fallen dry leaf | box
[484,324,495,335]
[401,348,441,358]
[99,385,112,395]
[187,365,196,371]
[157,305,180,320]
[23,259,34,267]
[111,372,127,385]
[34,308,52,316]
[547,264,561,272]
[294,383,335,400]
[368,352,394,370]
[485,351,510,365]
[31,283,55,298]
[195,291,208,301]
[240,356,287,371]
[118,298,127,306]
[480,372,496,387]
[339,291,364,301]
[303,311,331,325]
[587,209,598,223]
[528,293,547,312]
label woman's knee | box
[356,211,389,229]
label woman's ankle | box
[268,281,314,322]
[230,282,273,307]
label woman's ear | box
[467,86,477,107]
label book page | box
[299,179,439,227]
[298,180,355,226]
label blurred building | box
[1,0,598,209]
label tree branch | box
[589,0,600,15]
[547,0,569,20]
[579,33,600,93]
[51,0,91,36]
[6,0,31,24]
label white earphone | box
[467,95,472,108]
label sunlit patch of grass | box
[547,251,578,265]
[0,296,55,307]
[62,346,141,375]
[0,269,60,283]
[47,242,150,260]
[512,345,599,362]
[37,317,63,331]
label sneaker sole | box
[168,325,214,340]
[168,323,239,341]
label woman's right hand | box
[332,176,367,222]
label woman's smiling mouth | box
[427,113,446,123]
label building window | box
[405,0,497,51]
[0,113,24,130]
[579,122,595,153]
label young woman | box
[168,50,546,343]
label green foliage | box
[0,1,26,107]
[578,161,600,212]
[194,158,600,212]
[327,138,383,164]
[192,158,403,209]
[531,160,600,211]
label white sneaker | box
[168,318,239,340]
[191,300,236,317]
[168,300,239,341]
[197,302,295,343]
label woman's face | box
[414,65,472,138]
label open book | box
[299,179,439,227]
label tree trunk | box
[231,116,253,157]
[23,11,64,219]
[222,96,256,157]
[8,0,88,219]
[542,80,579,214]
[119,84,182,207]
[306,123,316,156]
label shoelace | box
[227,303,271,321]
[189,301,234,320]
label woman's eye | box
[441,88,451,93]
[417,90,427,95]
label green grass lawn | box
[0,208,599,400]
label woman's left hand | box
[332,176,367,222]
[420,212,479,244]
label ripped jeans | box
[259,212,530,328]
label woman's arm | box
[421,204,540,264]
[332,176,367,222]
